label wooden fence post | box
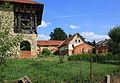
[35,72,38,83]
[90,56,93,83]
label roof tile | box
[37,40,63,46]
[1,0,43,5]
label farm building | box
[0,0,44,58]
[95,39,108,54]
[37,40,63,54]
[58,33,93,55]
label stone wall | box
[21,34,37,57]
[0,5,38,58]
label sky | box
[33,0,120,42]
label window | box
[78,40,80,42]
[75,40,77,42]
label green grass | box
[0,56,119,83]
[38,55,68,62]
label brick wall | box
[73,43,93,55]
[95,47,108,54]
[20,51,37,59]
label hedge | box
[68,53,120,64]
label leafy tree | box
[49,28,67,40]
[108,26,120,54]
[87,40,96,53]
[87,41,93,46]
[87,40,96,47]
[0,2,22,76]
[92,40,96,47]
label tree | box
[87,41,93,46]
[49,28,67,40]
[108,26,120,54]
[0,2,22,75]
[92,40,96,47]
[87,40,96,47]
[87,40,96,54]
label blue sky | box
[33,0,120,42]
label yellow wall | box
[37,45,59,54]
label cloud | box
[52,14,103,19]
[70,25,80,29]
[37,34,50,40]
[81,32,109,41]
[38,21,51,28]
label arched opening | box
[82,48,85,54]
[20,41,31,51]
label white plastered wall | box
[68,35,85,50]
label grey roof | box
[97,39,108,47]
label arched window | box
[20,41,31,51]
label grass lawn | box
[0,56,119,83]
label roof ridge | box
[37,40,63,41]
[58,40,65,47]
[58,33,78,47]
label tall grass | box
[0,57,119,83]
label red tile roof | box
[37,40,63,46]
[1,0,43,5]
[59,33,86,47]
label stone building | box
[95,39,108,54]
[37,40,63,55]
[58,33,93,55]
[0,0,44,58]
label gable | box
[69,34,85,45]
[59,33,85,47]
[68,34,85,50]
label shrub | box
[67,55,77,61]
[37,54,44,58]
[42,48,52,56]
[68,53,120,63]
[0,2,22,79]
